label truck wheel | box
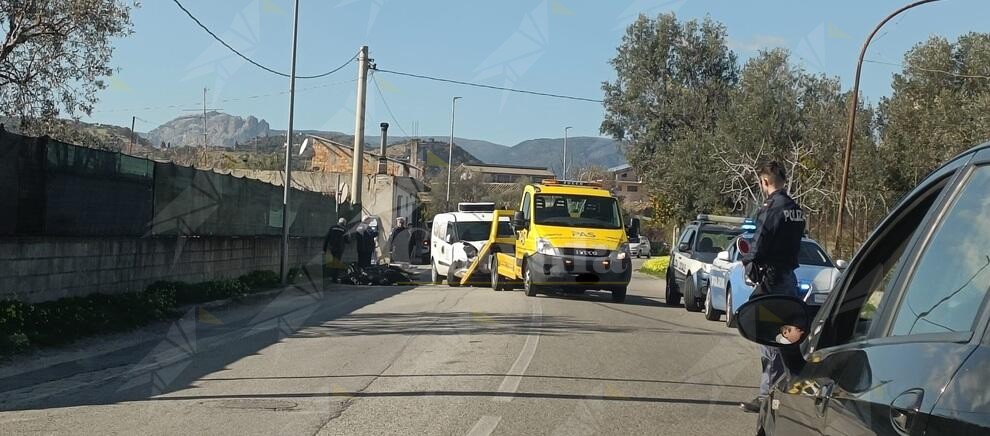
[491,256,509,291]
[430,262,442,285]
[664,270,681,306]
[610,286,627,303]
[684,277,702,312]
[523,262,539,297]
[726,287,737,328]
[704,288,722,321]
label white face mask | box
[776,333,792,345]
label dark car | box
[734,142,990,435]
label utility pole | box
[129,116,136,154]
[563,126,572,179]
[279,0,301,284]
[182,89,220,164]
[834,0,941,256]
[202,87,208,148]
[351,45,370,210]
[446,96,462,211]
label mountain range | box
[138,112,626,169]
[146,112,270,148]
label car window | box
[824,177,949,346]
[454,221,493,242]
[889,166,990,336]
[678,228,695,250]
[696,226,742,254]
[533,194,622,229]
[798,241,834,267]
[521,192,531,221]
[496,220,513,237]
[445,222,455,242]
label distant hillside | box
[493,137,624,174]
[147,112,270,148]
[129,111,625,169]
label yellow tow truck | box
[460,179,632,302]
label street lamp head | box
[453,96,462,101]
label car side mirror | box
[716,251,730,262]
[445,234,453,243]
[678,242,690,252]
[835,259,849,270]
[513,211,527,230]
[736,295,811,348]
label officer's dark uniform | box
[742,189,806,297]
[741,188,805,402]
[323,222,348,283]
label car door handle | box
[890,389,924,436]
[815,381,835,416]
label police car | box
[704,219,848,326]
[665,215,745,312]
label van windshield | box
[534,194,621,229]
[454,220,511,242]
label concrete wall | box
[0,236,329,303]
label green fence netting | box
[0,130,339,237]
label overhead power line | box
[371,72,410,137]
[92,78,356,114]
[372,67,604,103]
[172,0,357,79]
[864,59,990,80]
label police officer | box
[739,161,805,413]
[323,218,348,284]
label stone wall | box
[0,236,330,303]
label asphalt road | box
[0,259,762,435]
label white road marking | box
[495,300,542,402]
[466,415,502,436]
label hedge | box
[640,256,670,278]
[0,270,286,357]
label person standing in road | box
[354,219,377,268]
[389,217,409,262]
[323,217,348,283]
[738,161,806,413]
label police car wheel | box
[704,289,722,321]
[683,278,702,312]
[664,270,681,306]
[726,288,737,328]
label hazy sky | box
[84,0,987,145]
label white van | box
[430,203,513,286]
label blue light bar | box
[741,218,757,231]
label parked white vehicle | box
[430,203,513,286]
[629,235,651,258]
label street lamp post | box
[279,0,300,284]
[563,126,572,179]
[446,96,462,211]
[834,0,942,256]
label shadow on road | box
[0,262,416,412]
